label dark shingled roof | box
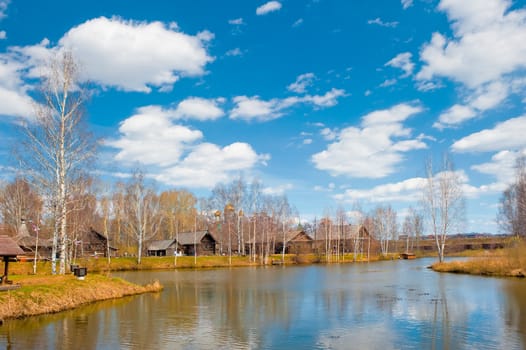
[177,231,215,245]
[0,235,25,256]
[147,239,176,251]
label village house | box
[76,228,118,258]
[245,229,314,256]
[14,219,52,260]
[147,230,217,256]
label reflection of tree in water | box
[504,281,526,348]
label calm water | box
[1,258,525,349]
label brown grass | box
[432,242,526,278]
[0,274,162,321]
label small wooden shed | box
[0,235,25,284]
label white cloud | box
[173,97,225,120]
[108,108,203,166]
[380,79,397,88]
[155,143,267,188]
[10,16,214,93]
[0,56,35,119]
[469,81,508,111]
[288,73,315,93]
[108,107,266,188]
[435,81,509,129]
[417,0,526,88]
[230,96,281,122]
[312,103,426,178]
[434,104,476,129]
[471,149,526,187]
[401,0,414,10]
[226,48,243,57]
[385,52,414,78]
[230,88,346,122]
[256,1,282,15]
[0,31,6,39]
[367,18,399,28]
[320,127,337,141]
[131,98,225,123]
[452,115,526,153]
[228,18,244,25]
[333,177,428,203]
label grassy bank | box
[432,242,526,278]
[0,274,162,321]
[8,253,377,276]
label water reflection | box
[1,260,525,349]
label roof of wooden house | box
[147,239,177,251]
[0,235,25,256]
[14,220,52,248]
[247,230,313,244]
[176,231,216,245]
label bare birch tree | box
[498,155,526,237]
[422,154,465,262]
[17,51,95,274]
[124,171,163,264]
[0,177,43,235]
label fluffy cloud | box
[108,109,203,166]
[0,31,5,39]
[155,143,266,188]
[435,81,509,129]
[312,104,426,178]
[385,52,414,78]
[55,17,214,92]
[108,107,266,188]
[471,149,526,187]
[7,17,213,93]
[0,56,35,119]
[256,1,282,15]
[130,98,225,123]
[452,115,526,153]
[172,97,225,120]
[418,0,526,88]
[434,104,476,129]
[287,73,315,94]
[333,177,428,203]
[230,88,346,122]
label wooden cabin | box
[246,229,314,255]
[148,230,217,256]
[275,230,314,254]
[77,228,118,257]
[177,230,217,256]
[147,239,180,256]
[14,219,52,260]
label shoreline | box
[0,274,162,322]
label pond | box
[1,258,525,349]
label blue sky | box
[1,0,526,233]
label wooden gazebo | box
[0,235,24,284]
